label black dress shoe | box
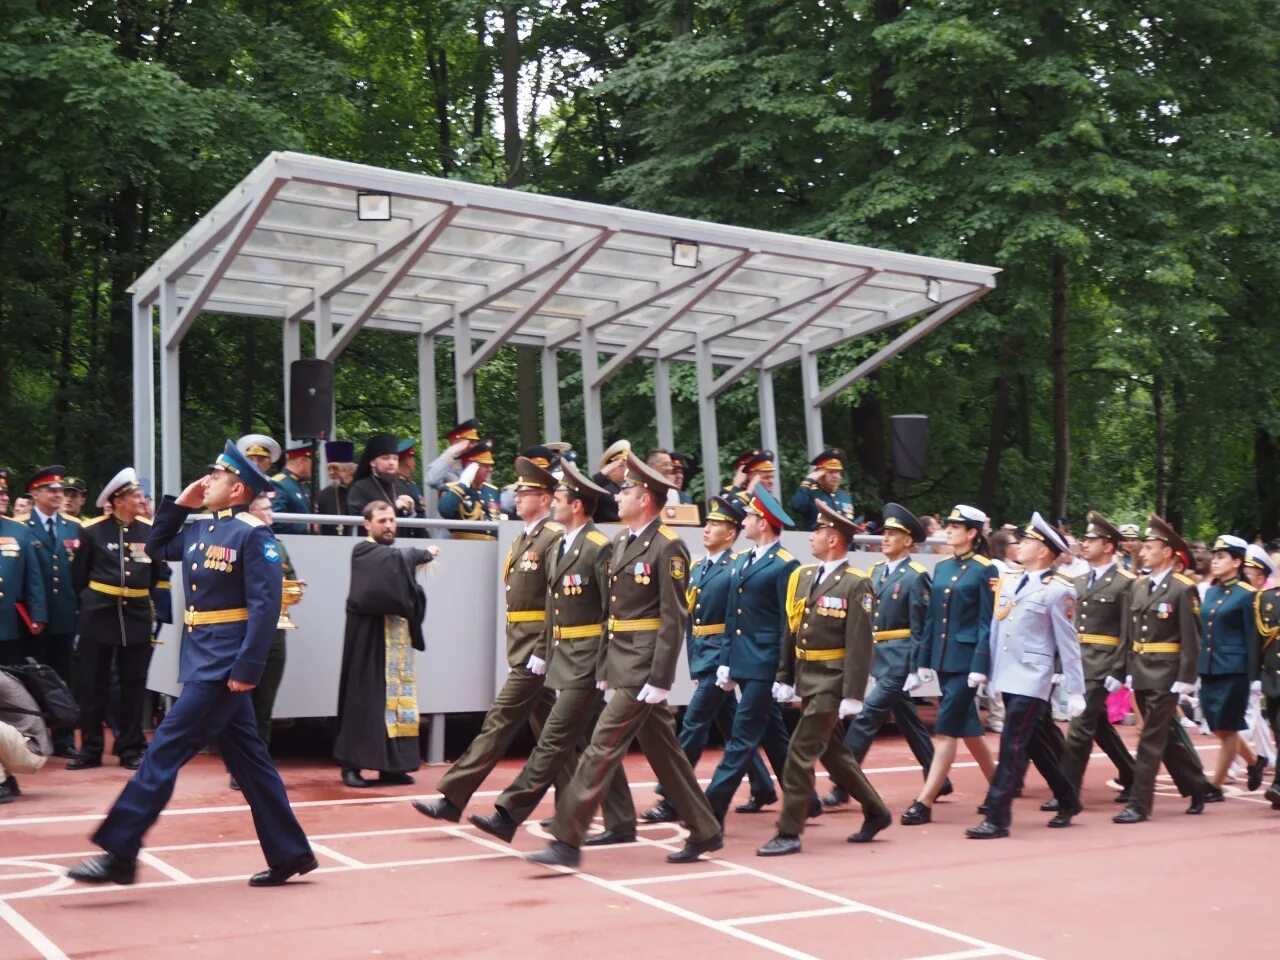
[583,827,637,846]
[378,771,415,786]
[807,795,823,819]
[938,780,955,798]
[1113,805,1147,824]
[248,853,319,887]
[526,840,581,868]
[229,776,241,791]
[756,834,801,857]
[1185,793,1206,815]
[1265,783,1280,809]
[412,797,462,822]
[120,754,143,771]
[67,852,137,885]
[641,799,679,822]
[0,780,15,805]
[1047,800,1083,828]
[52,745,78,760]
[822,786,849,807]
[1040,798,1059,812]
[667,833,723,864]
[2,776,19,796]
[341,768,371,788]
[735,794,778,814]
[67,754,102,771]
[1247,757,1268,792]
[965,820,1009,839]
[848,810,892,844]
[900,800,931,825]
[1203,785,1225,803]
[469,810,517,844]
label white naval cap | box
[236,433,281,463]
[1023,511,1068,555]
[1245,543,1275,576]
[945,504,988,528]
[96,467,141,509]
[1211,534,1249,559]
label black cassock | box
[333,540,432,773]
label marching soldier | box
[789,448,856,531]
[0,513,48,666]
[468,460,636,845]
[1250,546,1280,808]
[436,439,502,539]
[526,453,723,868]
[590,439,629,524]
[15,465,81,757]
[1113,515,1211,823]
[967,514,1085,838]
[68,469,166,771]
[1048,511,1137,810]
[757,502,890,856]
[269,441,313,535]
[825,502,950,807]
[499,446,558,518]
[414,457,563,822]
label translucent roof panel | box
[134,152,998,370]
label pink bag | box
[1106,687,1132,724]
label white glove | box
[526,655,547,676]
[1051,672,1064,687]
[1066,693,1086,718]
[967,672,987,689]
[596,679,609,692]
[637,683,670,705]
[772,682,796,703]
[903,673,922,693]
[838,698,863,719]
[1251,680,1263,694]
[602,688,614,703]
[1124,675,1133,689]
[916,667,937,684]
[715,664,736,692]
[1104,675,1124,693]
[1171,681,1197,698]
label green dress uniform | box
[437,481,503,540]
[1254,587,1280,803]
[789,483,855,532]
[774,562,887,838]
[269,469,310,535]
[487,521,635,831]
[1059,559,1137,793]
[0,517,48,662]
[1197,573,1259,731]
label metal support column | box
[283,317,301,442]
[758,369,780,490]
[800,351,824,457]
[695,344,720,491]
[428,713,445,763]
[581,328,604,467]
[131,295,156,485]
[541,348,561,441]
[159,281,182,497]
[418,332,440,521]
[654,359,674,450]
[454,311,475,421]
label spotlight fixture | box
[357,192,392,221]
[925,277,943,303]
[671,239,700,268]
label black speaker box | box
[289,359,334,440]
[890,414,928,481]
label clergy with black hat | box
[825,502,949,807]
[316,440,357,535]
[966,513,1085,839]
[790,448,856,531]
[67,441,315,888]
[348,433,422,534]
[437,439,502,539]
[68,468,167,770]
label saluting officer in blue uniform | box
[1,514,48,665]
[436,439,503,539]
[902,504,999,826]
[67,441,315,888]
[824,502,950,806]
[16,465,82,756]
[703,486,803,824]
[642,495,777,823]
[1198,535,1267,799]
[269,441,313,535]
[789,448,856,531]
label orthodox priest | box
[333,500,438,787]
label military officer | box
[69,469,167,770]
[642,495,777,823]
[499,446,558,517]
[789,448,856,531]
[526,453,723,868]
[269,441,313,535]
[414,457,564,823]
[723,450,776,501]
[1118,522,1143,572]
[0,514,48,666]
[825,502,950,807]
[468,460,636,845]
[423,419,481,489]
[236,434,282,477]
[395,439,426,515]
[669,450,697,505]
[703,485,803,824]
[61,477,88,518]
[720,449,761,498]
[67,441,315,887]
[902,505,998,826]
[436,439,503,539]
[1048,511,1137,809]
[1198,535,1266,797]
[1251,547,1280,808]
[967,514,1086,838]
[758,502,890,856]
[0,468,12,516]
[15,465,81,756]
[590,439,630,524]
[1113,515,1211,823]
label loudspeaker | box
[890,414,928,481]
[289,359,334,440]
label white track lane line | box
[901,949,1002,960]
[618,868,739,885]
[0,899,70,960]
[308,842,366,868]
[724,905,864,926]
[138,851,193,882]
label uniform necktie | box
[1088,570,1097,589]
[1016,573,1029,594]
[702,556,712,576]
[558,539,568,560]
[46,517,56,541]
[1148,577,1157,595]
[741,551,755,574]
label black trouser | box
[251,631,288,747]
[1267,696,1280,789]
[1060,680,1135,792]
[23,630,75,752]
[982,693,1077,829]
[75,641,152,760]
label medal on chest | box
[0,536,18,558]
[562,573,585,595]
[204,544,238,573]
[816,595,847,619]
[634,561,651,585]
[1155,601,1171,619]
[518,550,540,573]
[892,581,902,601]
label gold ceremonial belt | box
[183,607,249,626]
[89,581,150,599]
[1079,633,1121,647]
[553,624,602,640]
[453,532,496,541]
[610,617,661,632]
[873,629,910,642]
[795,646,844,661]
[506,610,546,623]
[1132,641,1181,654]
[692,623,726,637]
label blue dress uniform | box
[1198,540,1259,732]
[436,439,503,540]
[0,517,49,662]
[269,467,311,536]
[703,487,801,822]
[88,442,311,874]
[789,448,856,531]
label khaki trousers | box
[0,722,47,780]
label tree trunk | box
[501,5,523,185]
[239,322,256,435]
[1153,372,1167,517]
[424,11,454,175]
[979,371,1013,511]
[471,9,489,142]
[1049,250,1070,520]
[1255,428,1279,539]
[54,182,75,455]
[516,346,539,448]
